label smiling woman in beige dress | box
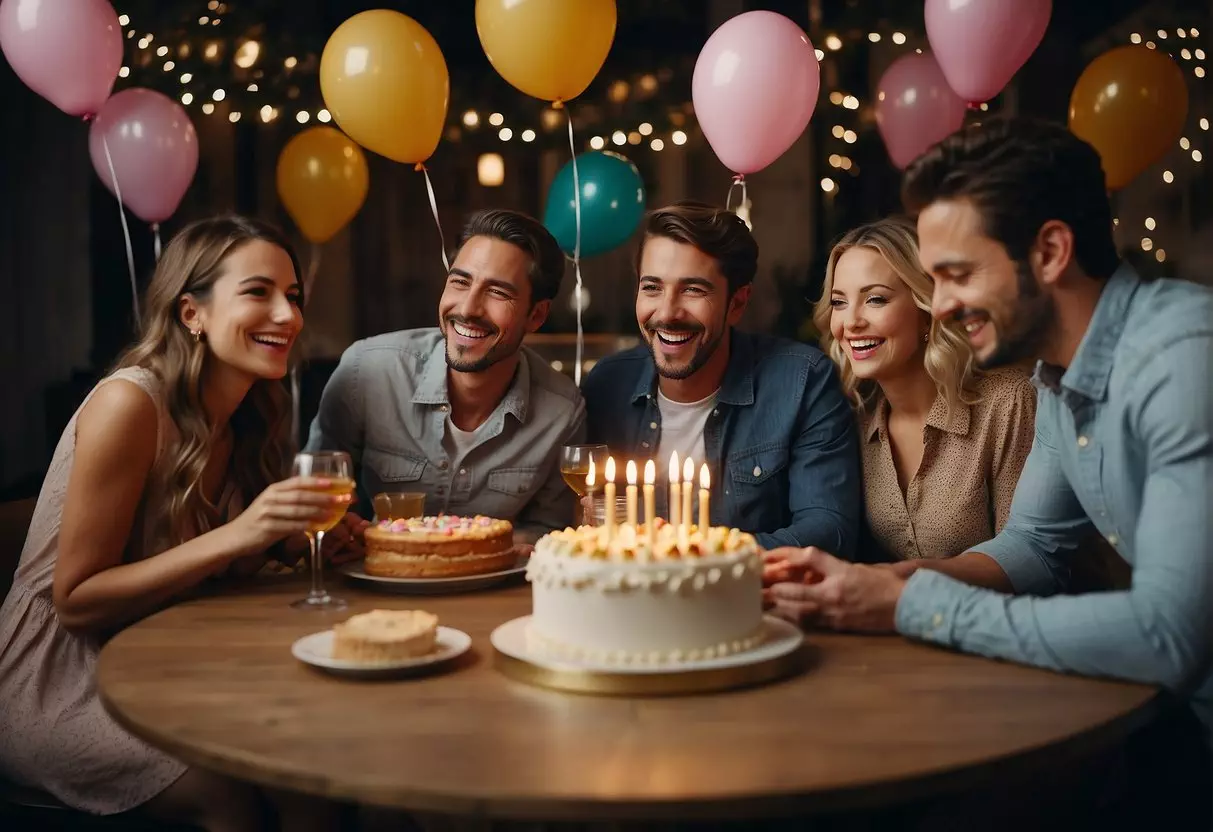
[0,215,357,831]
[808,216,1036,566]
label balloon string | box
[417,164,450,272]
[726,175,747,213]
[152,223,162,261]
[566,109,584,387]
[101,133,140,328]
[304,241,322,300]
[291,243,323,446]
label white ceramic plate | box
[490,615,804,675]
[337,556,528,595]
[291,626,472,679]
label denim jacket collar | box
[628,330,757,408]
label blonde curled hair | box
[812,216,979,414]
[113,215,301,546]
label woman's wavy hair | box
[113,214,302,546]
[812,216,979,414]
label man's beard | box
[974,259,1056,369]
[443,317,519,373]
[644,322,724,381]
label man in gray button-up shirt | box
[765,118,1212,740]
[305,209,585,542]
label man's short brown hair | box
[636,201,759,294]
[458,209,566,304]
[901,116,1120,280]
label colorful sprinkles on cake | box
[378,514,499,533]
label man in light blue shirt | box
[765,117,1212,748]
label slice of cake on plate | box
[332,609,438,662]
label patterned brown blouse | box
[860,367,1037,561]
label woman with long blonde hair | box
[804,216,1036,564]
[0,215,355,830]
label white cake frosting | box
[526,521,765,665]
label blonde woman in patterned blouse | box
[810,216,1036,562]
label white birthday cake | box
[526,519,765,666]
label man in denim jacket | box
[305,210,585,542]
[582,201,861,554]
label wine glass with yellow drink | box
[560,444,609,525]
[290,451,355,611]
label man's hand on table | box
[761,546,907,634]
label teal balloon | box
[543,150,646,258]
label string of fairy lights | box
[113,2,1207,234]
[1113,25,1209,266]
[112,2,937,171]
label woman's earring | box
[191,330,203,343]
[922,332,930,343]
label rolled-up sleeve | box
[897,340,1213,696]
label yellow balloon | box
[276,126,369,244]
[320,10,449,165]
[476,0,617,103]
[1069,46,1188,191]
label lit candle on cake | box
[668,451,681,529]
[682,456,694,531]
[604,457,616,537]
[625,460,638,527]
[699,463,710,531]
[585,457,596,528]
[643,459,656,549]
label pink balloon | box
[875,52,967,170]
[0,0,123,117]
[88,88,199,225]
[692,11,820,176]
[925,0,1051,104]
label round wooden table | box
[97,578,1159,822]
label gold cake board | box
[490,616,806,696]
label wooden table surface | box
[96,577,1159,821]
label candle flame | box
[605,456,615,482]
[669,450,680,483]
[700,463,710,489]
[682,456,694,483]
[626,460,638,485]
[644,459,655,485]
[586,457,596,488]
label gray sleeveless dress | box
[0,368,191,814]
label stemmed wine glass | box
[560,444,609,525]
[290,451,354,611]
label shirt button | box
[712,409,719,416]
[439,461,449,470]
[641,441,650,448]
[1077,435,1089,448]
[752,466,762,477]
[439,404,449,413]
[931,613,944,628]
[1107,534,1119,546]
[459,468,466,475]
[649,421,658,430]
